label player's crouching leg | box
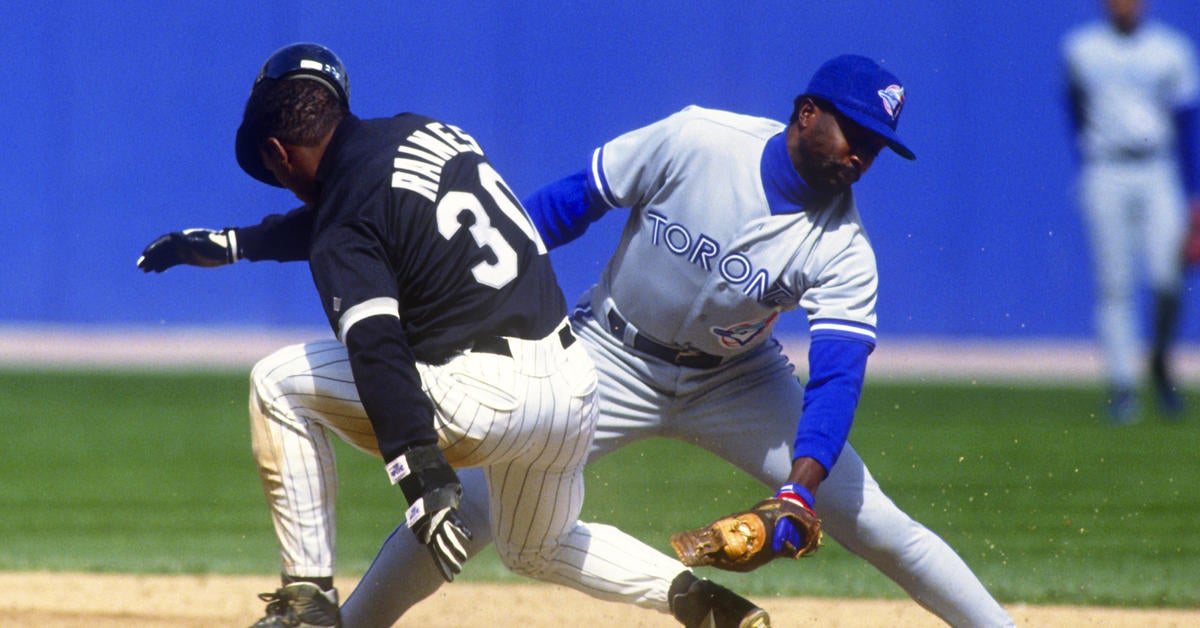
[246,341,358,628]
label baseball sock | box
[282,573,335,594]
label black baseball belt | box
[472,324,576,357]
[606,309,723,369]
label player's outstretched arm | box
[138,205,316,272]
[136,228,239,273]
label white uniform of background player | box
[1062,0,1200,422]
[343,56,1014,627]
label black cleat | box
[669,572,770,628]
[250,582,340,628]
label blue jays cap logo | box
[804,54,915,159]
[877,84,905,121]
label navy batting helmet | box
[236,43,350,186]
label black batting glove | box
[408,484,472,581]
[136,228,240,273]
[388,443,473,582]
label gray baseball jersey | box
[595,106,877,359]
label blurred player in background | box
[1063,0,1200,423]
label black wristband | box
[387,443,459,505]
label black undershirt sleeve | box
[236,205,315,262]
[343,314,438,462]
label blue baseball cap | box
[803,54,915,160]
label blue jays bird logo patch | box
[877,85,905,120]
[712,312,779,348]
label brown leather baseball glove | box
[670,496,822,572]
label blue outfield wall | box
[5,1,1200,342]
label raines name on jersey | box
[391,122,484,202]
[645,210,782,304]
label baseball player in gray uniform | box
[339,54,1015,627]
[139,43,768,628]
[1063,0,1200,423]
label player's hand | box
[670,482,821,572]
[770,483,817,554]
[136,228,240,273]
[406,489,472,581]
[390,443,473,582]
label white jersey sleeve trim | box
[809,318,877,346]
[590,147,621,209]
[225,229,239,263]
[338,297,401,342]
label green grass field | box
[1,369,1197,609]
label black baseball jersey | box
[237,113,566,459]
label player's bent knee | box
[249,342,331,410]
[494,544,555,581]
[250,343,311,387]
[248,343,316,437]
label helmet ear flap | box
[255,42,350,108]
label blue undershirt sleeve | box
[793,337,871,475]
[521,168,611,249]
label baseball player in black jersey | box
[139,43,769,628]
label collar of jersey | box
[760,132,818,215]
[314,113,362,187]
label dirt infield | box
[3,572,1199,627]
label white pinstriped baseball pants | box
[248,319,684,609]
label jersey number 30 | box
[436,162,547,289]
